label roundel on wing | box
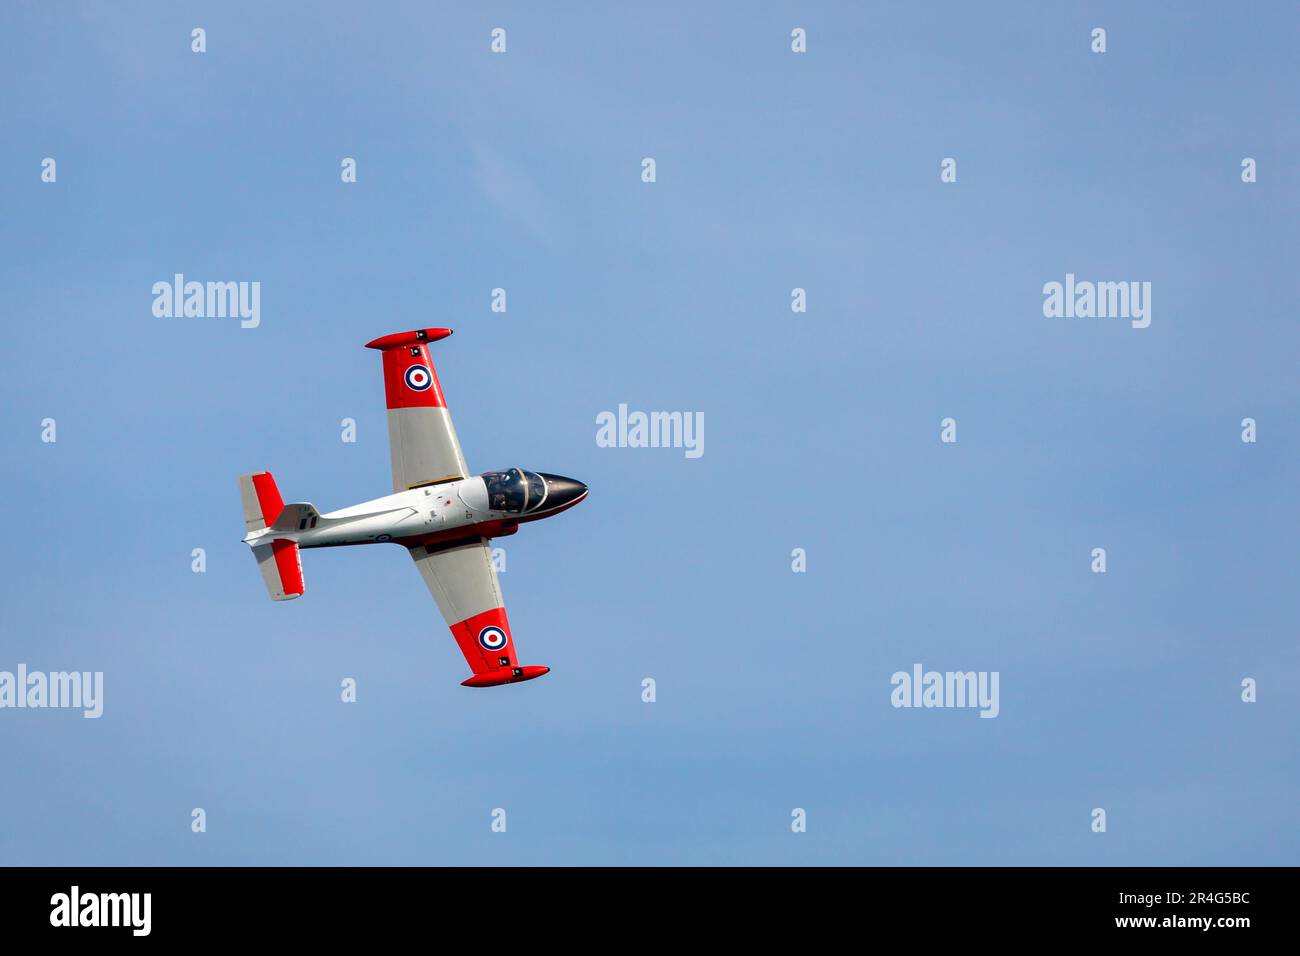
[478,626,508,651]
[404,365,432,391]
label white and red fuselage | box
[241,469,588,553]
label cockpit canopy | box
[482,468,548,514]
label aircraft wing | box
[368,328,547,687]
[365,328,470,493]
[409,537,548,687]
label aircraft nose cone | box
[539,474,588,511]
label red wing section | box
[409,538,548,688]
[366,328,470,493]
[452,607,548,687]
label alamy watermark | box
[596,404,704,459]
[0,664,103,718]
[152,274,260,328]
[890,664,999,718]
[1042,273,1151,329]
[50,886,150,936]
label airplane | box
[237,327,587,688]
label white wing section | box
[409,539,503,627]
[386,406,470,493]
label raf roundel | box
[404,365,432,392]
[478,626,508,651]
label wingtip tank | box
[364,328,454,351]
[461,665,550,688]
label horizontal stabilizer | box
[252,540,305,601]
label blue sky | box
[0,1,1296,865]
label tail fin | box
[239,472,305,601]
[239,471,285,531]
[269,502,321,533]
